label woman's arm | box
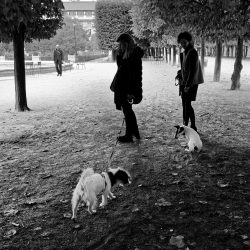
[185,49,198,87]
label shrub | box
[95,0,132,50]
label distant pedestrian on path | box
[177,32,204,132]
[110,33,144,143]
[53,44,64,76]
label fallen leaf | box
[237,173,245,177]
[199,200,208,204]
[41,231,51,237]
[217,180,229,188]
[4,229,17,238]
[160,235,166,240]
[33,227,42,231]
[74,224,81,230]
[4,209,19,216]
[155,198,172,207]
[180,212,187,216]
[243,241,250,246]
[60,199,69,204]
[25,200,37,206]
[172,173,178,176]
[132,207,140,213]
[11,222,19,227]
[63,212,72,218]
[41,174,53,179]
[169,235,185,248]
[241,235,248,240]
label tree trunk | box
[169,46,172,64]
[230,36,243,90]
[13,23,30,111]
[200,37,205,74]
[226,46,230,57]
[172,45,176,66]
[213,39,222,82]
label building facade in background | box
[63,0,96,34]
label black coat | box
[110,46,144,110]
[181,45,204,87]
[54,48,64,64]
[179,45,204,101]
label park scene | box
[0,0,250,249]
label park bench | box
[76,62,86,70]
[25,61,34,75]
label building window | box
[85,11,92,16]
[77,11,84,16]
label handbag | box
[175,70,184,86]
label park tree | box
[95,0,133,53]
[229,0,250,90]
[143,0,248,84]
[25,16,90,57]
[0,0,64,111]
[130,0,184,64]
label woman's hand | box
[184,86,190,93]
[127,94,135,104]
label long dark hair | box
[117,33,136,59]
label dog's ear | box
[179,126,185,133]
[174,125,180,129]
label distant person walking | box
[177,32,204,132]
[53,44,64,76]
[110,33,144,143]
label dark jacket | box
[110,46,144,110]
[54,48,64,64]
[180,45,204,87]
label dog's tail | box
[80,167,94,181]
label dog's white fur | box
[175,125,202,152]
[71,167,130,220]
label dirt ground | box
[0,59,250,250]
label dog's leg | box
[91,198,97,213]
[71,192,81,220]
[108,192,116,199]
[185,141,194,152]
[100,192,108,207]
[87,201,93,214]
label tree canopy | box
[95,0,133,50]
[24,17,91,57]
[0,0,64,43]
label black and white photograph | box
[0,0,250,249]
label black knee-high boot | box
[118,101,140,142]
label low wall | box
[0,63,73,77]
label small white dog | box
[71,167,131,220]
[174,125,202,152]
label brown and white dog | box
[174,125,202,152]
[71,167,131,220]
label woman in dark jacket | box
[110,33,144,143]
[177,32,204,132]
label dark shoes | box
[117,133,141,143]
[117,135,133,143]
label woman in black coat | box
[110,33,144,143]
[177,32,204,132]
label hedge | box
[95,0,132,50]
